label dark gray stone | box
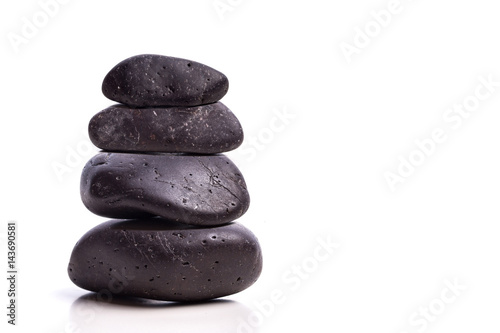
[81,152,249,226]
[67,218,263,302]
[89,102,243,154]
[102,54,229,107]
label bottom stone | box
[68,218,262,302]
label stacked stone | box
[68,54,262,302]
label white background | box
[2,0,500,332]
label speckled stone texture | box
[81,152,249,226]
[102,54,229,107]
[89,102,243,154]
[67,218,263,302]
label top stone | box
[102,54,229,108]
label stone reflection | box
[69,293,258,333]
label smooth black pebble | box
[68,218,263,302]
[102,54,229,107]
[89,102,243,154]
[80,152,249,226]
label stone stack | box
[68,54,262,302]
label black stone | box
[89,102,243,154]
[81,152,249,226]
[67,218,263,302]
[102,54,229,107]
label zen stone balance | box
[68,54,262,301]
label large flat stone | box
[68,218,262,302]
